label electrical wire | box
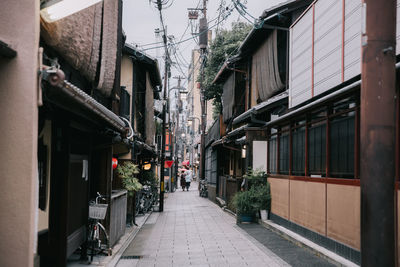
[143,8,234,52]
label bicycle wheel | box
[97,222,111,256]
[87,222,98,262]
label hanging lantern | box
[241,145,247,159]
[112,157,118,169]
[143,162,151,170]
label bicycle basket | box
[89,203,108,220]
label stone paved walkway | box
[116,181,334,267]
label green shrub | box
[250,183,271,211]
[231,189,258,215]
[116,161,142,196]
[140,170,158,188]
[243,168,267,188]
[232,168,271,216]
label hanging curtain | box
[251,29,284,102]
[222,73,235,123]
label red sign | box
[164,160,174,168]
[112,158,118,169]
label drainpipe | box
[360,1,397,266]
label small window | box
[279,131,289,175]
[292,126,305,176]
[329,113,355,178]
[308,121,326,176]
[268,136,278,174]
[120,86,131,120]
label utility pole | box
[171,75,183,191]
[360,1,396,266]
[199,0,208,182]
[157,0,169,212]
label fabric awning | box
[251,29,284,102]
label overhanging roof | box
[233,90,288,125]
[265,80,361,128]
[44,77,127,134]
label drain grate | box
[120,255,143,259]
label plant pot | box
[239,213,253,223]
[260,210,268,220]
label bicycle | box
[199,179,208,198]
[87,192,111,262]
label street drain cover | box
[120,255,143,259]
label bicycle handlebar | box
[95,192,106,204]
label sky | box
[122,0,287,88]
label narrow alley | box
[1,1,399,266]
[116,182,335,267]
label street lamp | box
[40,0,102,22]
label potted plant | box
[231,189,259,223]
[253,183,271,220]
[233,168,271,223]
[116,161,142,225]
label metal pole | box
[160,59,168,212]
[360,1,396,266]
[199,0,207,181]
[158,0,168,212]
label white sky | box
[122,0,286,88]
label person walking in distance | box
[185,167,193,191]
[180,170,186,191]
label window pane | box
[329,114,355,178]
[279,132,289,174]
[308,123,326,175]
[269,136,277,174]
[292,127,305,175]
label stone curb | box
[102,211,153,267]
[259,219,359,267]
[218,204,358,267]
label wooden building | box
[212,0,312,205]
[36,1,131,266]
[215,0,400,265]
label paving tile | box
[117,182,335,267]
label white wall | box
[289,0,399,108]
[252,141,268,172]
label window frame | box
[267,92,359,180]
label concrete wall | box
[270,177,361,250]
[0,1,39,266]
